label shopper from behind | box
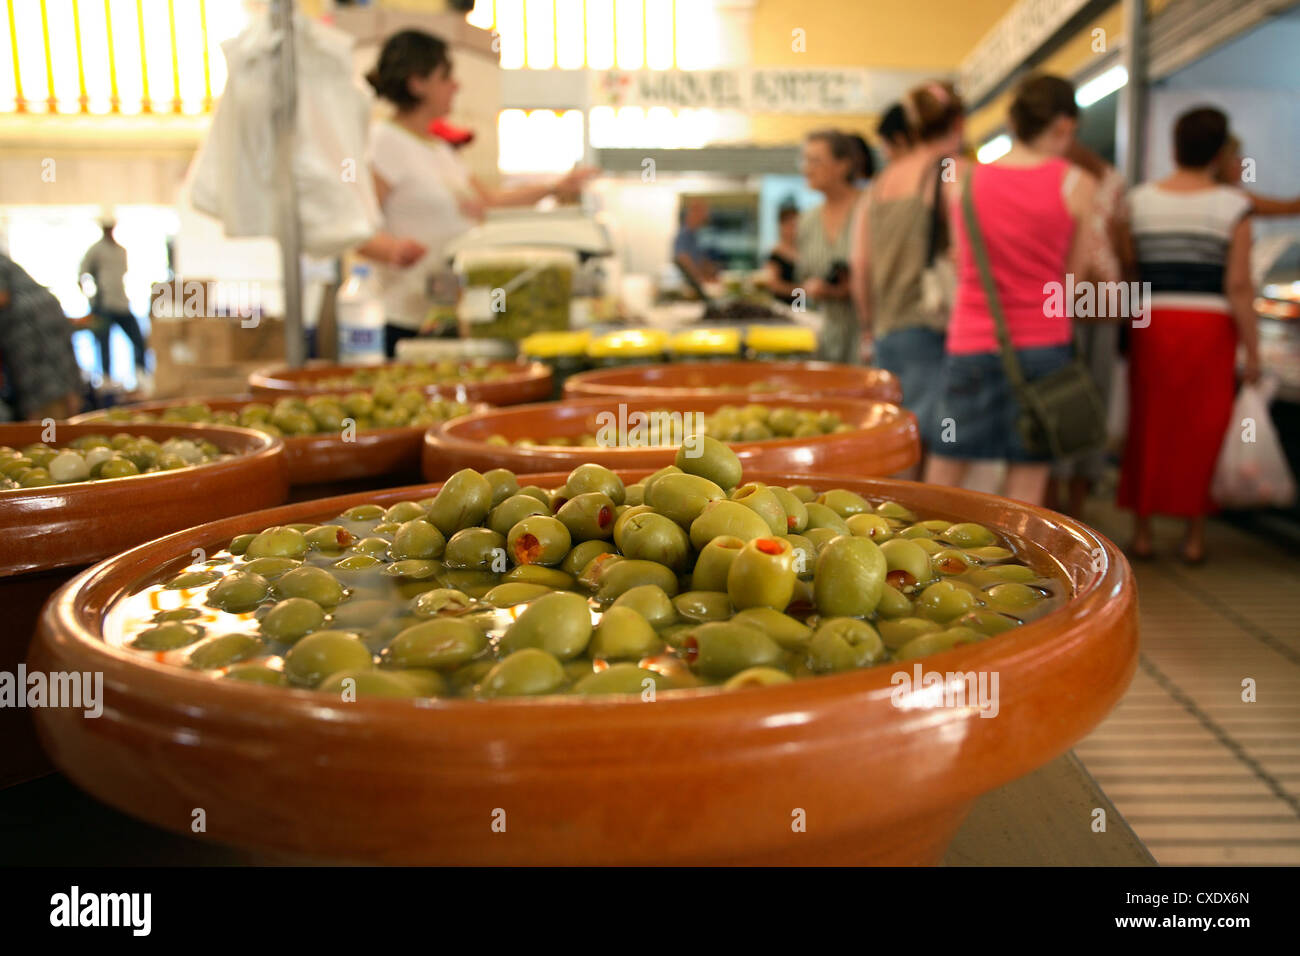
[79,217,149,390]
[673,198,719,291]
[923,74,1099,506]
[1116,107,1258,564]
[793,129,863,364]
[762,203,801,306]
[876,103,914,163]
[0,254,84,421]
[849,80,963,467]
[845,133,876,189]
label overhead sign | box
[591,68,877,114]
[960,0,1094,104]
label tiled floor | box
[1073,498,1300,865]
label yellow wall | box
[748,0,1016,144]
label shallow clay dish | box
[422,395,918,481]
[71,395,488,487]
[1,421,287,788]
[564,360,902,404]
[31,470,1136,865]
[248,361,552,407]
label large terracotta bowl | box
[31,470,1137,865]
[564,360,902,404]
[422,396,918,481]
[1,421,287,788]
[71,395,488,487]
[249,360,552,407]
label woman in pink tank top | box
[922,75,1099,506]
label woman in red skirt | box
[1117,106,1260,563]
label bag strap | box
[960,165,1027,389]
[923,159,946,267]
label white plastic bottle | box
[336,264,386,365]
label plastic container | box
[454,247,576,341]
[586,328,669,368]
[520,330,591,400]
[668,327,742,362]
[336,264,386,366]
[746,325,817,361]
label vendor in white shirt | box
[358,29,592,357]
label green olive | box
[390,519,447,560]
[164,569,222,590]
[306,525,357,552]
[131,621,205,650]
[846,513,893,542]
[596,559,680,602]
[943,522,997,548]
[689,498,772,550]
[675,435,742,490]
[275,565,346,607]
[691,535,745,592]
[187,633,264,670]
[500,591,593,660]
[588,605,664,660]
[206,571,271,613]
[259,597,326,643]
[411,588,475,618]
[556,492,617,542]
[986,581,1044,612]
[816,489,873,519]
[561,539,616,577]
[571,663,670,695]
[483,582,554,606]
[672,590,733,623]
[223,664,287,685]
[444,527,507,570]
[507,515,571,566]
[914,580,980,623]
[732,483,789,535]
[615,511,691,571]
[609,584,678,629]
[729,607,813,651]
[331,598,400,628]
[317,669,423,699]
[241,557,301,580]
[283,630,373,687]
[807,618,885,673]
[384,501,428,524]
[385,618,488,669]
[878,616,943,650]
[723,666,793,690]
[483,468,521,508]
[244,526,308,560]
[565,463,625,505]
[488,493,551,537]
[727,537,796,611]
[478,648,566,697]
[685,622,782,679]
[803,502,851,534]
[428,468,494,537]
[646,472,725,527]
[814,535,886,618]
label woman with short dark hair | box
[1116,106,1259,563]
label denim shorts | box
[922,345,1075,463]
[873,327,947,438]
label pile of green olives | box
[1,434,227,489]
[92,392,473,438]
[486,403,854,449]
[313,360,514,392]
[112,437,1061,698]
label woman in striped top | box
[1117,107,1260,564]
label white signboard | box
[591,68,876,114]
[960,0,1093,103]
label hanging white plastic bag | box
[1211,378,1297,509]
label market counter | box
[0,752,1153,866]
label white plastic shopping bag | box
[1211,378,1297,509]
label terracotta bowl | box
[248,361,553,407]
[422,395,919,481]
[70,395,489,487]
[31,470,1137,865]
[564,360,903,404]
[1,421,287,788]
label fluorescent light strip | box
[1076,64,1128,108]
[977,134,1012,164]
